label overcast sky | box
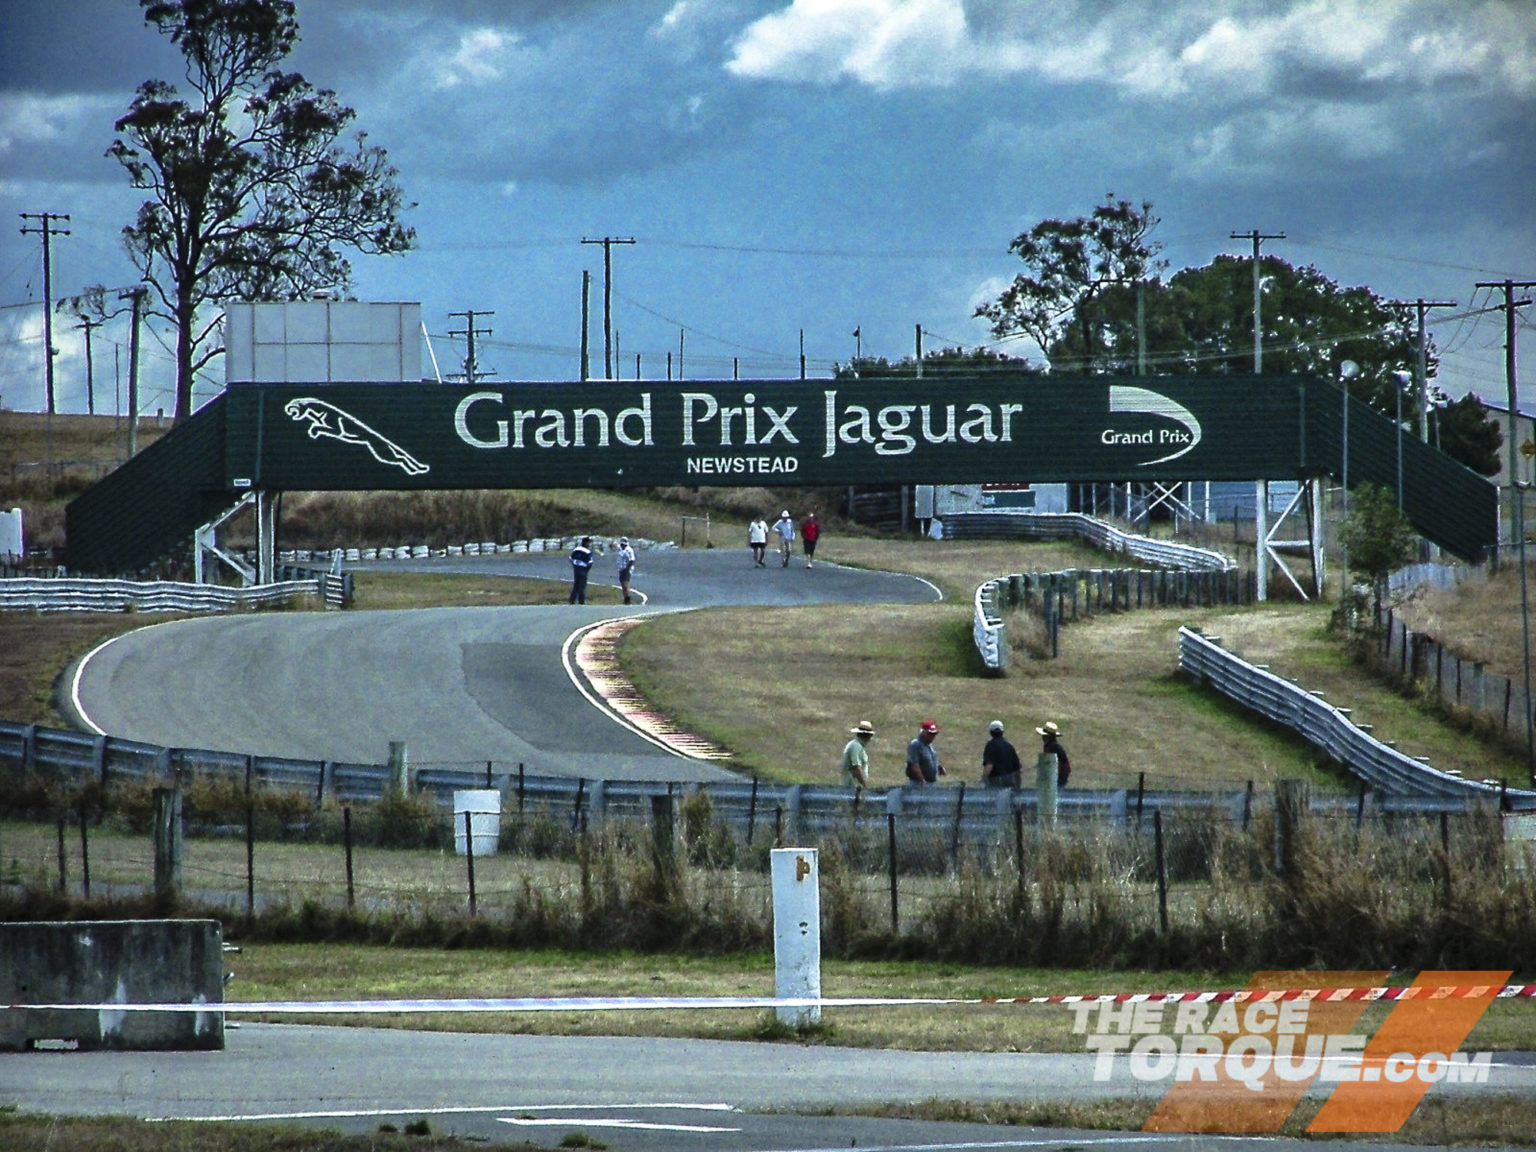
[1,0,1532,418]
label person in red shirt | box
[800,511,821,568]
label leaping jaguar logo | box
[284,397,430,476]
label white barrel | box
[452,790,501,857]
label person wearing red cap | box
[905,719,945,785]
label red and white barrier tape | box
[9,983,1536,1015]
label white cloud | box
[725,0,1536,100]
[431,27,522,90]
[0,92,115,156]
[726,0,976,89]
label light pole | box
[1391,369,1411,510]
[1338,360,1360,597]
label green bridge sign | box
[226,375,1319,490]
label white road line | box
[499,1117,740,1132]
[153,1101,738,1123]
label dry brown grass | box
[1394,563,1534,684]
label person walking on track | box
[772,510,795,568]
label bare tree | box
[974,194,1164,372]
[109,0,414,419]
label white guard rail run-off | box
[1178,625,1536,806]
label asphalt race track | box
[40,547,1536,1149]
[67,548,939,781]
[8,1023,1536,1152]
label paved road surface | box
[67,550,937,781]
[7,1023,1533,1152]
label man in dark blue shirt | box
[981,720,1022,788]
[568,536,594,604]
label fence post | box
[886,811,899,933]
[1242,780,1254,831]
[1153,809,1168,935]
[651,792,679,899]
[55,811,67,893]
[78,797,91,899]
[245,796,255,919]
[152,785,183,897]
[464,810,477,916]
[1014,806,1025,903]
[343,805,355,911]
[948,782,966,871]
[1274,779,1311,881]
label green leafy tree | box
[833,345,1041,380]
[1339,481,1418,618]
[974,194,1166,372]
[108,0,415,419]
[1433,392,1503,476]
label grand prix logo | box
[1105,384,1202,466]
[285,397,430,476]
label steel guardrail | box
[1177,625,1534,805]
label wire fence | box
[5,778,1532,970]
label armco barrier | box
[965,512,1242,671]
[0,575,337,613]
[945,511,1237,573]
[1,718,1515,833]
[1178,626,1536,806]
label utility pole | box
[579,271,591,382]
[1230,230,1284,372]
[76,316,100,416]
[1233,229,1284,603]
[448,309,494,385]
[1476,280,1536,547]
[915,324,923,379]
[581,236,634,379]
[1477,277,1536,784]
[1393,298,1456,441]
[19,212,70,414]
[119,286,147,459]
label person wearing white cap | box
[771,510,795,568]
[615,536,636,604]
[981,719,1022,788]
[840,720,875,789]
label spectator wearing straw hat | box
[981,719,1022,788]
[1037,721,1071,788]
[841,720,875,789]
[905,719,944,785]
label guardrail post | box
[152,785,183,896]
[1035,754,1058,827]
[387,741,409,795]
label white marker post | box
[770,847,821,1028]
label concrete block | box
[0,919,224,1051]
